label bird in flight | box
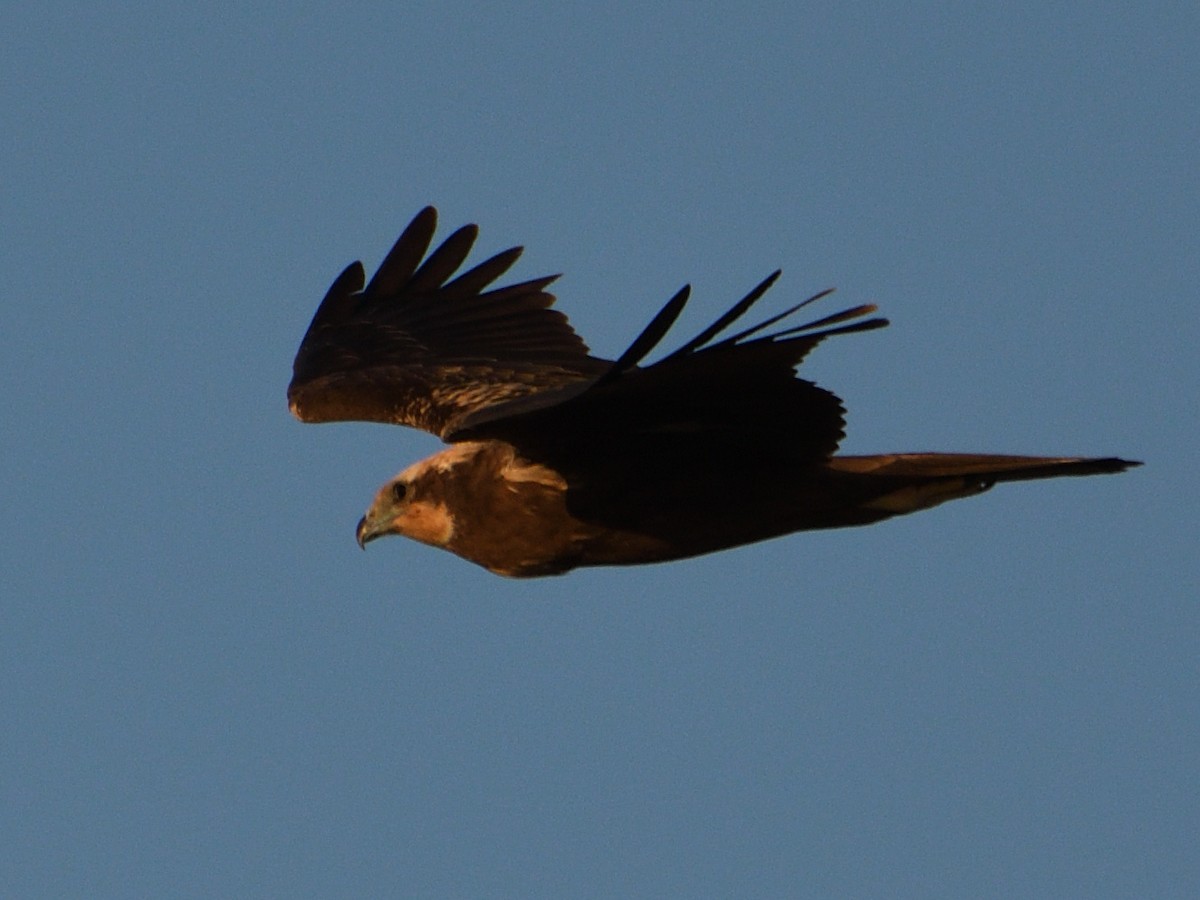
[288,207,1138,577]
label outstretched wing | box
[450,273,889,518]
[288,207,608,438]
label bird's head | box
[356,474,455,550]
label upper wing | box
[288,207,608,438]
[449,273,888,516]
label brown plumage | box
[288,207,1139,577]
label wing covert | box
[288,207,607,438]
[450,275,889,505]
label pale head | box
[355,454,466,550]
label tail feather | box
[829,453,1139,483]
[822,453,1139,517]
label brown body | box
[293,208,1138,577]
[356,440,1133,577]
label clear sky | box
[4,3,1196,897]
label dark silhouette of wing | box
[288,207,608,438]
[449,273,889,517]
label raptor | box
[288,207,1137,576]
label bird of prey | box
[288,207,1138,577]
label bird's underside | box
[289,207,1139,577]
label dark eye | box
[391,482,408,502]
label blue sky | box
[4,3,1196,897]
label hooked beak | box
[356,515,376,550]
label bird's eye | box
[391,482,408,502]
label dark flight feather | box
[288,207,606,436]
